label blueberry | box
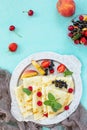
[44,68,48,75]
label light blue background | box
[0,0,87,129]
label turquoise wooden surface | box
[0,0,87,129]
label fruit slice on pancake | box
[31,60,46,75]
[44,85,73,118]
[15,85,33,117]
[21,70,38,79]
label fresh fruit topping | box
[57,64,66,73]
[28,86,33,91]
[31,60,45,75]
[74,40,80,44]
[52,80,67,89]
[37,101,42,106]
[79,15,84,21]
[37,91,42,97]
[44,93,62,112]
[68,14,87,46]
[64,105,69,110]
[43,113,48,117]
[50,69,54,74]
[56,0,75,17]
[28,10,34,16]
[21,70,38,79]
[68,88,74,93]
[8,43,18,52]
[41,60,51,68]
[23,88,32,96]
[80,37,87,44]
[9,25,15,31]
[68,25,74,31]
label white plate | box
[10,52,82,125]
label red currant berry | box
[37,101,42,106]
[68,88,74,93]
[28,86,33,91]
[79,15,84,21]
[50,69,54,74]
[37,91,42,97]
[68,25,74,31]
[8,43,18,52]
[64,105,69,110]
[28,10,34,16]
[9,25,15,31]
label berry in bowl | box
[68,14,87,46]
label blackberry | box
[52,80,67,89]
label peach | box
[21,70,38,79]
[56,0,75,17]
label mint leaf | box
[64,70,73,77]
[23,88,32,96]
[51,101,62,112]
[44,100,51,106]
[48,93,55,101]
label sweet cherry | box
[79,15,84,21]
[9,25,15,31]
[68,25,74,31]
[28,10,34,16]
[8,43,18,52]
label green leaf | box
[72,33,81,40]
[23,88,32,96]
[51,101,62,112]
[44,100,51,106]
[64,70,73,77]
[48,93,55,101]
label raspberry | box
[37,91,42,97]
[64,105,69,110]
[28,86,33,91]
[68,88,74,93]
[8,43,18,52]
[79,15,84,21]
[68,25,74,31]
[37,101,42,106]
[50,69,54,74]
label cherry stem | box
[22,11,28,13]
[14,31,22,38]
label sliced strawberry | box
[57,64,66,73]
[41,60,51,68]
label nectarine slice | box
[21,70,38,79]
